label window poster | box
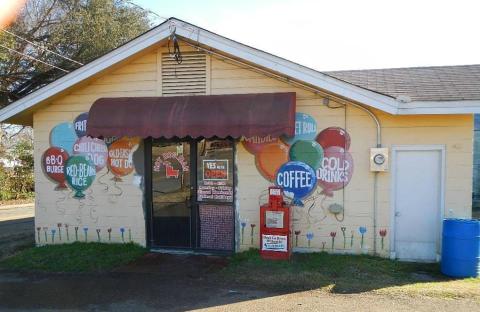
[197,140,234,203]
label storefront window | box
[197,139,234,203]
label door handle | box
[395,211,401,217]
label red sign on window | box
[203,160,228,181]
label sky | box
[134,0,480,71]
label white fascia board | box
[0,24,171,123]
[398,100,480,114]
[172,20,401,115]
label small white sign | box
[269,188,281,196]
[262,234,288,252]
[265,211,284,229]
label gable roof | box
[1,17,480,126]
[327,64,480,102]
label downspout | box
[178,37,383,255]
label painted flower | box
[294,230,301,236]
[330,232,337,237]
[306,232,314,240]
[379,229,387,237]
[359,226,367,234]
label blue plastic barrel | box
[441,219,480,278]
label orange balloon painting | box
[255,142,289,182]
[107,136,140,181]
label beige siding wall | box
[33,49,159,246]
[32,42,473,255]
[210,57,473,255]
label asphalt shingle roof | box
[326,64,480,102]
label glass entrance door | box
[151,140,192,247]
[149,138,235,251]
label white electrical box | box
[370,147,389,172]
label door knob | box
[395,211,401,217]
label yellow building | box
[1,18,477,262]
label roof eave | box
[1,17,480,125]
[0,22,172,125]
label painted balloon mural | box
[42,147,69,190]
[254,141,289,181]
[65,156,96,198]
[242,135,279,155]
[108,136,139,181]
[244,112,354,208]
[50,122,77,155]
[282,112,317,145]
[73,136,108,172]
[289,140,324,170]
[317,146,354,197]
[73,112,89,138]
[275,161,317,206]
[42,112,139,200]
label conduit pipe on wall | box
[179,37,383,255]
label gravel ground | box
[0,253,478,311]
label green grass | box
[224,249,480,299]
[0,242,146,272]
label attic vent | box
[162,52,207,96]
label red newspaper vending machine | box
[260,186,292,260]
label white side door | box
[392,146,444,262]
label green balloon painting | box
[289,140,324,170]
[65,155,96,198]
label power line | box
[1,29,84,66]
[126,1,169,21]
[0,44,69,73]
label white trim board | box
[1,17,480,125]
[389,145,446,262]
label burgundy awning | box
[87,92,296,139]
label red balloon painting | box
[316,127,351,150]
[316,146,354,197]
[42,147,69,190]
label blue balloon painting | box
[50,122,78,155]
[275,161,317,206]
[282,113,317,145]
[73,112,89,138]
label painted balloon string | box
[109,180,123,203]
[76,197,85,225]
[97,167,110,192]
[86,188,99,223]
[55,189,67,216]
[302,192,327,225]
[334,207,345,222]
[257,189,269,206]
